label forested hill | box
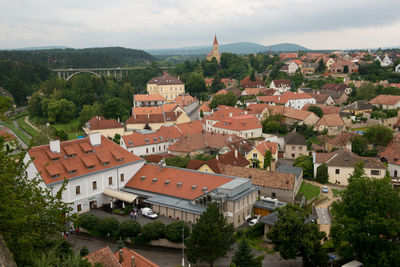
[0,47,156,68]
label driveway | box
[316,208,331,225]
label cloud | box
[0,0,400,49]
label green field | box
[52,119,85,140]
[331,188,342,197]
[297,182,320,200]
[17,117,40,137]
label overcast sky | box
[1,0,400,50]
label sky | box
[1,0,400,50]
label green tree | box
[364,124,394,147]
[356,82,377,100]
[0,95,13,119]
[96,217,119,238]
[249,70,256,81]
[141,221,166,241]
[210,92,238,109]
[186,72,206,97]
[267,205,327,267]
[202,58,218,77]
[80,247,89,257]
[28,92,43,117]
[307,105,323,117]
[78,102,102,128]
[330,162,400,266]
[118,221,141,239]
[210,75,225,93]
[165,221,190,243]
[103,97,130,121]
[165,155,190,168]
[231,239,262,267]
[47,98,76,123]
[293,155,314,180]
[316,59,327,73]
[351,135,369,156]
[113,133,121,144]
[0,139,72,266]
[200,109,204,118]
[263,150,272,170]
[315,163,328,184]
[186,203,235,267]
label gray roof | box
[284,131,307,146]
[144,195,206,214]
[326,150,386,169]
[259,211,279,226]
[343,100,373,111]
[276,165,303,179]
[253,199,286,211]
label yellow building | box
[125,111,190,131]
[246,142,278,170]
[147,72,185,101]
[206,35,221,64]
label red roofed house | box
[301,104,341,115]
[121,131,170,156]
[198,101,212,117]
[240,76,265,88]
[172,93,199,117]
[315,113,345,135]
[25,133,145,214]
[245,141,278,170]
[241,87,267,96]
[270,79,291,93]
[147,72,185,101]
[210,114,263,139]
[204,105,245,131]
[246,103,270,119]
[283,107,320,126]
[123,163,258,227]
[125,110,191,131]
[0,128,16,151]
[133,94,166,107]
[83,116,125,138]
[258,92,316,110]
[369,94,400,109]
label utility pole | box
[182,227,185,266]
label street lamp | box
[182,227,185,266]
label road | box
[315,208,331,224]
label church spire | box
[213,34,218,46]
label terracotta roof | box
[255,141,278,155]
[173,94,196,107]
[325,150,386,169]
[217,164,295,191]
[327,132,357,147]
[84,246,121,267]
[301,104,340,115]
[122,132,168,148]
[246,103,269,116]
[215,89,228,95]
[225,139,255,155]
[379,135,400,163]
[284,131,307,146]
[0,129,15,141]
[240,76,265,88]
[369,95,400,106]
[28,136,143,185]
[205,105,245,121]
[168,132,242,153]
[199,101,212,113]
[264,88,278,96]
[256,95,281,103]
[243,88,266,96]
[147,73,184,85]
[315,152,338,164]
[321,84,349,92]
[114,247,159,267]
[132,104,179,115]
[144,154,174,164]
[279,53,297,59]
[86,116,123,130]
[212,115,262,132]
[175,120,204,136]
[125,164,233,200]
[278,92,314,103]
[272,79,291,88]
[343,100,373,111]
[126,111,182,125]
[316,113,345,127]
[210,150,250,168]
[134,94,166,102]
[292,59,303,66]
[283,107,314,121]
[308,93,331,105]
[186,159,207,170]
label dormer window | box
[145,139,149,143]
[51,174,59,178]
[128,141,133,146]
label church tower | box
[206,34,221,64]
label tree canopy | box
[231,239,262,267]
[364,124,394,147]
[210,91,237,109]
[315,163,328,184]
[293,155,314,180]
[307,105,323,117]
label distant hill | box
[146,42,309,55]
[0,47,156,68]
[13,46,69,50]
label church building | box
[206,35,221,64]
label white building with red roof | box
[270,79,291,93]
[203,105,245,131]
[210,114,263,139]
[25,133,145,214]
[83,116,125,138]
[133,94,167,107]
[258,92,316,110]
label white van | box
[141,207,158,219]
[341,260,363,267]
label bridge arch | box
[66,70,101,81]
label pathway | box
[24,116,41,132]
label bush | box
[80,247,89,257]
[123,205,133,215]
[119,221,141,239]
[165,221,190,243]
[96,217,119,238]
[113,209,121,215]
[246,223,264,239]
[76,214,100,231]
[141,221,166,241]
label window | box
[272,192,276,198]
[120,173,125,182]
[395,170,398,177]
[253,153,257,159]
[109,176,113,185]
[146,148,148,153]
[292,146,296,150]
[335,169,340,174]
[75,186,80,195]
[77,204,82,212]
[299,147,303,151]
[92,181,97,190]
[291,153,295,158]
[370,170,380,176]
[152,147,155,152]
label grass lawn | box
[297,182,320,201]
[17,116,40,137]
[247,237,274,254]
[331,188,342,197]
[351,126,369,132]
[52,119,85,140]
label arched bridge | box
[52,67,169,80]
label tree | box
[96,217,119,238]
[364,124,394,147]
[165,221,190,243]
[103,97,130,121]
[113,133,121,144]
[78,102,102,128]
[165,155,190,168]
[0,139,72,266]
[249,70,256,81]
[293,155,314,180]
[28,92,43,117]
[47,98,76,123]
[231,239,262,267]
[307,105,323,117]
[200,109,204,118]
[118,221,141,239]
[315,163,328,184]
[351,135,369,156]
[267,205,327,267]
[141,221,166,241]
[79,247,89,257]
[0,95,13,119]
[356,82,377,100]
[210,75,225,93]
[186,203,235,267]
[316,59,327,73]
[330,163,400,266]
[186,72,206,97]
[210,91,237,109]
[263,150,272,170]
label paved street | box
[316,207,331,224]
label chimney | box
[235,149,238,158]
[148,113,150,119]
[49,140,60,153]
[118,117,120,123]
[119,249,123,263]
[229,112,233,117]
[131,256,135,267]
[89,132,101,146]
[134,114,136,119]
[216,154,219,161]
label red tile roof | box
[215,89,228,95]
[28,136,143,185]
[215,150,250,167]
[316,113,345,127]
[134,94,166,102]
[257,92,314,105]
[173,94,196,107]
[205,105,245,121]
[122,132,168,148]
[125,164,233,200]
[87,116,123,130]
[301,104,340,115]
[84,246,121,267]
[199,101,212,113]
[255,141,277,155]
[321,83,349,92]
[147,73,184,85]
[327,132,357,147]
[186,159,207,170]
[0,129,15,141]
[157,125,182,140]
[126,111,182,125]
[369,95,400,106]
[283,107,315,121]
[143,154,174,164]
[176,120,204,135]
[212,115,262,131]
[255,96,281,103]
[243,87,266,96]
[271,79,291,88]
[246,103,269,116]
[240,76,265,88]
[132,104,179,115]
[114,247,159,267]
[308,93,331,105]
[379,135,400,163]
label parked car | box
[322,186,329,194]
[141,207,158,219]
[248,215,260,226]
